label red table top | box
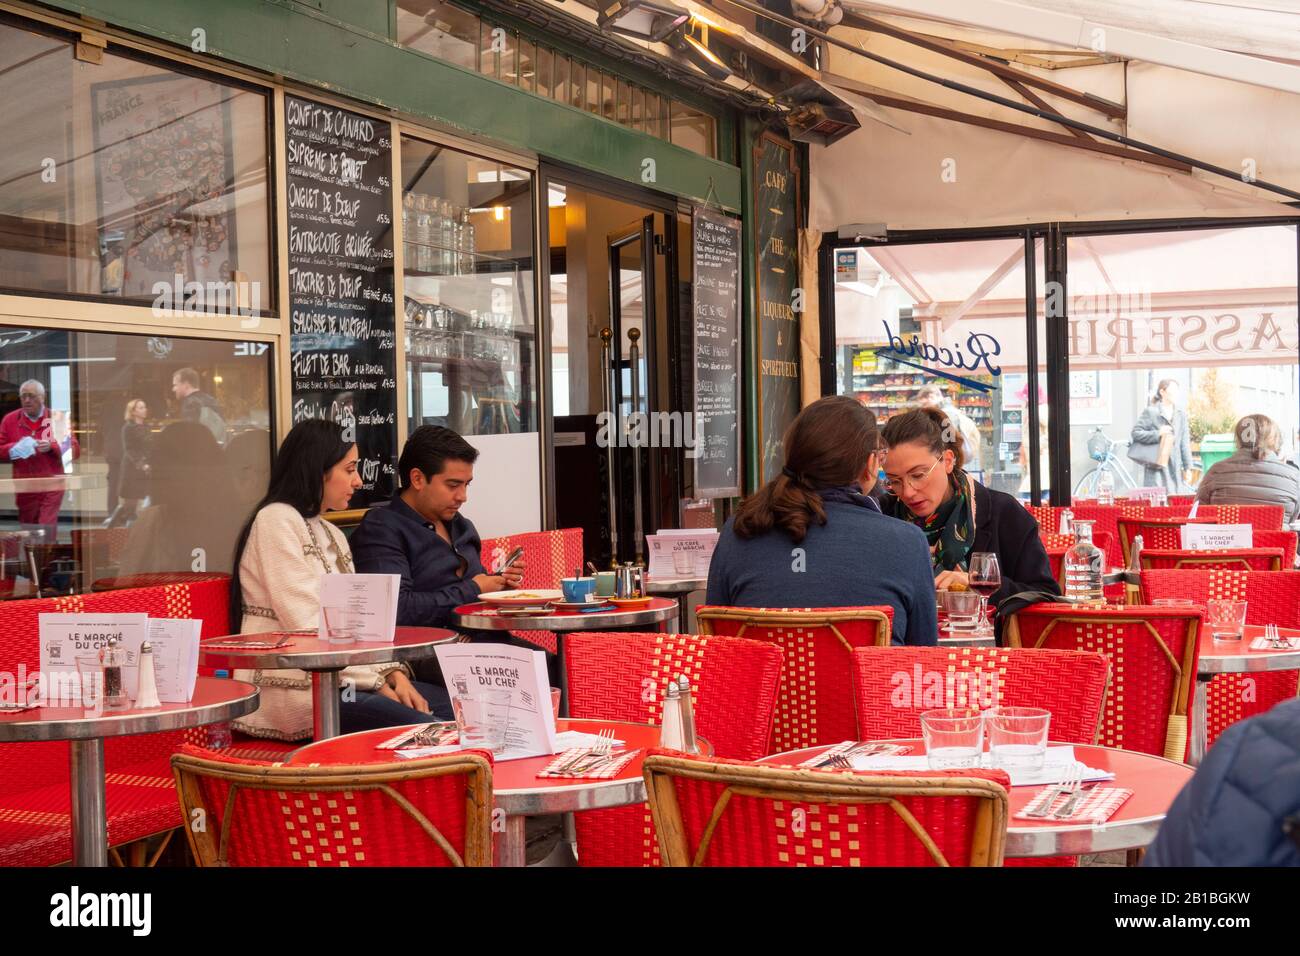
[288,718,667,794]
[1199,623,1300,663]
[761,739,1192,832]
[453,597,677,619]
[0,675,258,742]
[92,571,230,591]
[199,626,458,668]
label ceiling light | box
[493,205,506,221]
[597,0,690,43]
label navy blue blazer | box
[349,494,488,627]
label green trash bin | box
[1198,433,1235,472]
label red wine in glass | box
[968,553,1001,635]
[970,581,1000,598]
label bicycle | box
[1073,428,1139,497]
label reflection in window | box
[670,102,717,158]
[395,0,480,71]
[0,326,272,597]
[401,137,536,437]
[0,19,271,308]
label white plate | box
[479,589,564,605]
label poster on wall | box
[753,131,802,486]
[91,74,238,301]
[285,94,397,508]
[691,206,742,498]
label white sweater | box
[231,503,404,741]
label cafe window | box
[670,103,717,159]
[395,0,479,71]
[0,326,273,596]
[1062,225,1299,498]
[400,137,536,437]
[0,18,272,310]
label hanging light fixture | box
[674,19,733,81]
[596,0,690,43]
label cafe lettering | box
[1068,310,1298,365]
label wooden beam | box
[833,82,1192,174]
[999,75,1094,143]
[842,10,1127,121]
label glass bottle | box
[1064,519,1105,604]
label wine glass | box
[968,552,1001,637]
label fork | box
[1052,764,1089,819]
[1023,763,1081,818]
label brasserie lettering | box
[1068,311,1296,359]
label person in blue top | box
[705,396,937,645]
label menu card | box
[433,643,557,760]
[317,573,399,643]
[143,619,202,702]
[39,614,149,704]
[1181,524,1253,550]
[646,529,719,579]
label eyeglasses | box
[884,457,942,494]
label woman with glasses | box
[880,407,1058,631]
[705,396,938,645]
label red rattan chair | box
[643,750,1010,866]
[851,646,1110,744]
[1004,604,1201,762]
[172,745,493,866]
[1168,495,1196,508]
[695,605,893,752]
[0,575,249,867]
[1139,548,1286,572]
[565,631,783,867]
[479,528,584,654]
[1140,569,1300,750]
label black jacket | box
[884,479,1059,638]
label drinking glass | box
[967,553,1001,637]
[454,689,513,753]
[986,707,1051,772]
[75,656,103,711]
[1207,599,1248,642]
[944,590,981,630]
[322,606,362,644]
[920,708,984,769]
[673,551,696,576]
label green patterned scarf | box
[904,473,973,572]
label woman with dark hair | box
[880,407,1059,631]
[1129,378,1193,493]
[705,396,937,645]
[229,419,451,742]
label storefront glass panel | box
[0,18,271,309]
[1064,225,1299,497]
[0,326,272,595]
[396,1,480,72]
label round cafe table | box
[452,598,679,714]
[287,717,711,866]
[1191,623,1300,765]
[761,739,1193,858]
[0,676,258,867]
[200,627,459,740]
[644,576,707,631]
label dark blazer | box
[882,478,1059,638]
[349,494,488,627]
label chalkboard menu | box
[691,206,742,498]
[753,131,802,486]
[285,94,397,507]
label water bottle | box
[1064,520,1104,604]
[206,668,233,750]
[1096,467,1115,505]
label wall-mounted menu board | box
[754,130,802,486]
[691,206,742,498]
[285,94,397,507]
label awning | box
[808,0,1300,232]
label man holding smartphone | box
[351,425,525,627]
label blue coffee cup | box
[561,576,596,603]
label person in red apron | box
[0,380,80,540]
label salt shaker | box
[100,636,128,711]
[676,675,699,755]
[660,681,685,750]
[1058,508,1074,537]
[134,641,162,710]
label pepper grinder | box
[134,641,162,710]
[660,680,685,750]
[100,636,128,711]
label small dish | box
[608,597,653,609]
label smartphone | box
[496,546,524,575]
